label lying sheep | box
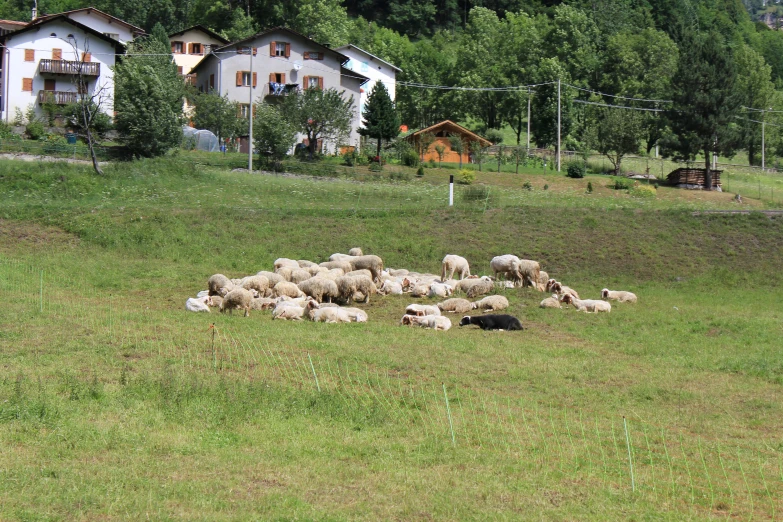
[272,304,306,320]
[539,294,562,309]
[428,282,454,299]
[561,294,611,313]
[387,268,409,277]
[441,254,471,281]
[341,307,368,323]
[347,255,384,282]
[459,314,523,330]
[336,275,377,304]
[465,276,494,299]
[305,301,351,323]
[437,298,474,314]
[411,283,432,298]
[345,269,373,279]
[405,304,441,316]
[551,282,580,300]
[298,278,339,303]
[601,288,638,303]
[250,297,276,310]
[208,274,234,297]
[348,247,363,257]
[472,295,509,312]
[273,281,305,299]
[378,280,403,295]
[220,288,254,317]
[400,314,452,331]
[185,296,211,312]
[274,258,300,270]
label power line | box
[565,84,672,104]
[572,99,665,112]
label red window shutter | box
[281,73,285,84]
[252,72,257,87]
[269,41,276,55]
[22,78,33,92]
[25,49,34,61]
[82,52,91,62]
[284,43,290,58]
[318,77,323,90]
[52,48,62,60]
[236,71,243,86]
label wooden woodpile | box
[667,168,722,189]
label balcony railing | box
[266,82,299,97]
[38,90,79,105]
[39,59,100,76]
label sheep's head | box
[459,316,472,327]
[601,289,609,299]
[401,315,413,325]
[562,294,574,305]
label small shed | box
[403,120,492,164]
[667,168,722,190]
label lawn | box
[1,154,782,520]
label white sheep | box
[250,297,276,310]
[273,281,306,299]
[220,288,254,317]
[405,304,441,316]
[550,281,580,300]
[341,307,368,322]
[289,268,312,285]
[207,295,222,308]
[272,304,306,320]
[441,254,471,281]
[348,247,364,256]
[472,295,509,312]
[344,269,373,279]
[411,282,432,298]
[561,294,611,313]
[336,275,377,304]
[257,271,284,287]
[601,289,638,303]
[400,314,452,331]
[208,274,234,297]
[319,260,353,273]
[239,275,270,296]
[457,276,494,298]
[298,278,339,303]
[428,282,454,299]
[305,301,352,323]
[539,294,562,309]
[437,298,474,314]
[490,255,523,286]
[387,268,409,277]
[378,280,403,295]
[274,258,300,270]
[297,260,317,268]
[185,295,211,312]
[307,265,328,277]
[347,255,384,282]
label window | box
[304,76,323,90]
[104,32,119,40]
[49,32,57,37]
[209,74,215,89]
[236,71,257,87]
[238,104,251,118]
[191,43,202,55]
[269,72,285,84]
[304,51,323,60]
[242,72,251,86]
[172,41,183,54]
[22,78,33,92]
[269,41,290,57]
[24,49,34,61]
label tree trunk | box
[376,137,381,159]
[747,142,757,167]
[704,149,713,191]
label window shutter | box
[177,66,183,75]
[82,52,91,62]
[304,52,310,60]
[270,41,276,55]
[22,78,33,92]
[25,49,34,61]
[318,77,323,90]
[52,48,62,60]
[252,104,257,117]
[303,76,309,88]
[235,71,242,86]
[268,73,274,83]
[252,72,257,87]
[281,73,285,84]
[171,42,176,52]
[252,47,257,56]
[284,43,290,58]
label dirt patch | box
[0,219,79,252]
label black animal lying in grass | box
[459,314,524,331]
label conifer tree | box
[360,81,400,157]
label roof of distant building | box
[335,44,402,73]
[168,24,229,44]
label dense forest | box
[3,0,782,163]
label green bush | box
[566,162,585,179]
[356,154,369,166]
[42,135,68,155]
[389,170,411,181]
[630,184,657,198]
[587,181,593,193]
[428,158,436,168]
[543,184,548,190]
[610,177,634,190]
[342,150,356,166]
[457,169,475,185]
[402,150,419,167]
[369,162,383,172]
[26,121,46,141]
[0,121,14,139]
[522,181,533,191]
[416,166,425,177]
[484,128,503,144]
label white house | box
[335,44,400,116]
[0,14,122,123]
[169,25,228,77]
[31,7,144,44]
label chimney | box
[31,0,37,19]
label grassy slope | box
[1,155,783,520]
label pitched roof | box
[168,24,229,44]
[340,66,370,86]
[32,7,144,36]
[405,120,492,147]
[1,14,125,49]
[334,44,402,72]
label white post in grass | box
[623,416,636,493]
[449,175,454,206]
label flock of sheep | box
[184,248,637,331]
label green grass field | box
[1,154,783,520]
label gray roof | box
[335,44,402,73]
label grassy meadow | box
[1,154,783,520]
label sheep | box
[239,275,270,296]
[314,268,345,281]
[561,294,611,313]
[344,269,373,279]
[536,271,549,291]
[257,271,285,287]
[319,260,353,273]
[465,276,494,298]
[305,301,352,323]
[428,282,454,299]
[307,265,328,277]
[341,307,369,323]
[207,295,223,308]
[197,290,209,298]
[550,281,580,300]
[272,304,306,320]
[411,282,432,298]
[490,255,523,286]
[274,258,299,270]
[539,294,562,309]
[208,274,235,297]
[455,276,488,295]
[185,296,211,312]
[289,268,312,285]
[405,304,441,316]
[273,281,306,299]
[328,253,353,262]
[250,297,276,310]
[516,259,541,289]
[220,288,254,317]
[601,288,638,303]
[346,255,384,282]
[378,280,403,295]
[441,254,471,281]
[298,278,339,303]
[348,247,364,257]
[387,268,409,277]
[400,314,452,331]
[336,275,377,304]
[459,314,523,331]
[297,260,317,268]
[275,266,294,281]
[472,295,509,312]
[437,298,474,314]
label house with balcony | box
[0,14,123,123]
[335,44,400,117]
[169,25,229,119]
[189,27,369,151]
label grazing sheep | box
[274,258,300,270]
[561,294,611,313]
[428,282,454,299]
[472,295,509,312]
[459,314,523,330]
[601,289,638,303]
[314,268,345,281]
[257,271,285,287]
[346,255,384,282]
[437,298,474,314]
[441,254,471,281]
[536,271,549,291]
[405,304,441,316]
[465,276,495,298]
[305,301,352,323]
[208,274,234,297]
[516,259,541,289]
[289,268,312,285]
[273,281,306,299]
[328,253,353,262]
[400,314,452,331]
[341,307,368,322]
[307,265,328,277]
[274,267,293,282]
[345,269,373,279]
[185,296,211,312]
[348,247,364,257]
[378,280,403,295]
[250,297,276,310]
[298,278,339,303]
[272,304,306,320]
[239,275,270,296]
[336,275,377,304]
[220,288,254,317]
[207,295,223,308]
[319,260,353,273]
[539,294,562,309]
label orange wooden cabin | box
[403,120,492,164]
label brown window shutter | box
[319,53,324,60]
[281,73,285,84]
[177,66,183,75]
[25,49,34,61]
[269,73,274,83]
[236,71,243,86]
[22,78,33,92]
[284,43,290,58]
[303,76,309,88]
[318,77,323,90]
[52,48,62,60]
[252,104,257,117]
[82,52,91,62]
[252,47,257,56]
[171,42,176,52]
[252,72,257,87]
[186,43,191,54]
[270,41,276,55]
[304,52,310,60]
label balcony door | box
[44,79,56,92]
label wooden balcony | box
[38,90,79,105]
[39,59,100,77]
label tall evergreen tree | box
[359,81,400,157]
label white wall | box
[2,20,116,123]
[339,47,397,117]
[65,11,135,44]
[170,29,225,74]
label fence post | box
[443,383,456,446]
[623,416,636,493]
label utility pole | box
[557,79,561,172]
[762,107,768,172]
[248,46,254,172]
[526,87,531,154]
